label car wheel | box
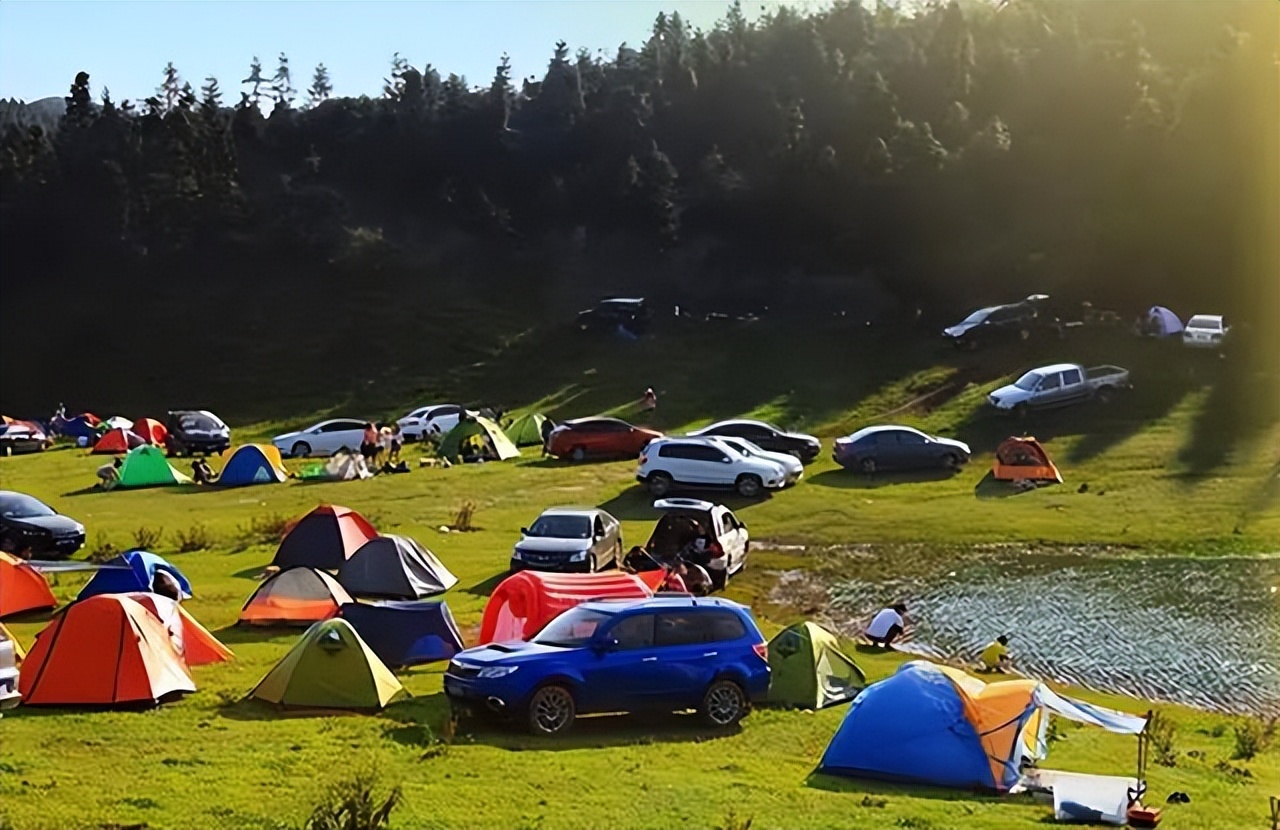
[527,685,576,736]
[1019,328,1031,341]
[291,442,311,458]
[647,472,673,497]
[587,554,598,573]
[0,535,16,553]
[735,475,763,498]
[1,444,10,457]
[571,446,586,462]
[700,679,748,729]
[942,453,961,471]
[1013,404,1028,420]
[1096,386,1113,404]
[859,457,877,475]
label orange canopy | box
[18,595,195,706]
[123,592,233,666]
[992,436,1062,483]
[239,567,353,626]
[478,571,654,644]
[0,552,57,619]
[132,417,169,447]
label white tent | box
[1146,306,1183,337]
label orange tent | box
[992,436,1062,484]
[132,417,169,447]
[124,593,233,666]
[478,571,653,644]
[18,595,195,706]
[272,504,380,571]
[91,427,146,455]
[0,552,57,619]
[239,567,353,626]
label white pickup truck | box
[989,363,1130,413]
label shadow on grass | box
[598,488,770,522]
[1178,347,1280,475]
[383,688,748,750]
[463,572,507,597]
[804,770,1011,806]
[808,468,959,490]
[211,623,306,645]
[60,485,105,497]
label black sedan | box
[0,491,85,559]
[688,419,821,463]
[165,410,231,456]
[942,294,1049,350]
[833,426,971,474]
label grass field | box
[1,323,1277,830]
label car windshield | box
[533,607,615,647]
[0,494,55,519]
[1188,316,1220,330]
[179,413,221,431]
[961,308,992,325]
[527,514,591,539]
[1013,371,1043,391]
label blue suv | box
[444,596,771,736]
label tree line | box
[1,0,1275,324]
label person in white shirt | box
[866,602,907,648]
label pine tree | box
[270,52,295,108]
[383,52,409,100]
[306,63,333,108]
[200,77,223,115]
[242,56,265,107]
[490,53,514,131]
[158,62,183,113]
[62,71,94,130]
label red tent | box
[272,505,379,571]
[0,552,57,619]
[478,571,653,644]
[132,417,169,447]
[91,427,146,455]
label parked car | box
[833,426,971,474]
[0,491,85,559]
[0,421,49,456]
[688,419,821,463]
[1182,315,1230,349]
[637,436,789,498]
[988,363,1131,413]
[510,507,623,573]
[577,297,652,334]
[712,436,804,484]
[444,596,770,735]
[545,417,662,461]
[942,294,1050,349]
[638,497,749,590]
[164,410,231,456]
[271,418,369,458]
[0,625,19,714]
[396,404,478,442]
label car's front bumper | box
[509,557,593,573]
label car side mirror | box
[520,527,528,535]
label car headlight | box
[511,550,524,560]
[569,551,588,562]
[478,666,518,679]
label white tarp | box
[1033,685,1149,735]
[1049,771,1134,825]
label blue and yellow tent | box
[217,444,288,487]
[819,661,1147,792]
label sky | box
[0,0,789,105]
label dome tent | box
[77,550,192,601]
[767,621,865,709]
[216,444,288,486]
[504,412,552,447]
[271,504,378,571]
[478,571,652,644]
[0,553,57,619]
[239,567,352,626]
[337,535,457,600]
[338,600,465,667]
[249,618,407,711]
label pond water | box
[827,553,1280,716]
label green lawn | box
[1,325,1277,830]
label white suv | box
[637,436,789,498]
[1182,314,1229,349]
[396,404,478,442]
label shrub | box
[1232,718,1267,761]
[1146,709,1178,767]
[304,770,402,830]
[132,525,163,551]
[85,537,120,564]
[234,513,288,551]
[451,501,476,532]
[173,523,214,553]
[715,809,753,830]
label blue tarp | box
[216,445,286,487]
[337,600,464,667]
[58,415,100,441]
[818,662,999,790]
[77,550,193,601]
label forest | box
[0,0,1276,411]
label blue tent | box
[819,661,1149,792]
[216,444,288,487]
[77,550,193,601]
[59,415,100,441]
[337,600,464,668]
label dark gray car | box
[510,508,623,573]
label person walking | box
[360,422,380,466]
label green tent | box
[767,621,866,709]
[504,412,550,447]
[117,445,192,488]
[439,416,520,461]
[249,618,408,711]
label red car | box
[545,417,662,461]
